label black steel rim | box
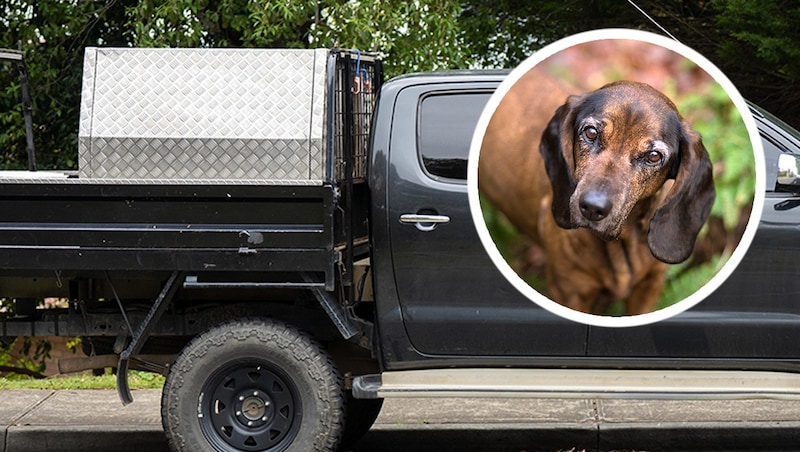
[199,360,302,451]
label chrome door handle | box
[399,213,450,232]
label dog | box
[479,68,715,315]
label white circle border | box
[467,28,766,328]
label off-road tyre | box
[161,318,344,451]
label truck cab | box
[357,71,800,396]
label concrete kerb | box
[599,421,800,452]
[0,390,57,452]
[5,425,169,452]
[349,420,800,452]
[352,423,598,452]
[5,419,800,452]
[1,389,164,452]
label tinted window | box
[418,92,491,180]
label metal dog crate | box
[77,47,380,184]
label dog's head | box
[539,81,715,264]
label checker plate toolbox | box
[0,48,381,290]
[79,48,330,182]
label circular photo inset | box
[469,29,764,327]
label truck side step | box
[352,368,800,400]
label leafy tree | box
[710,0,800,125]
[0,0,136,169]
[2,0,800,171]
[129,0,465,77]
[459,0,800,128]
[0,336,50,379]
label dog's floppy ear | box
[648,121,715,264]
[540,95,581,229]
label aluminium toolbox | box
[77,47,379,184]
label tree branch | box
[0,365,46,379]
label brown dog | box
[479,68,715,315]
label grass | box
[0,370,165,390]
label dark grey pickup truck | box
[2,47,800,452]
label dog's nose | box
[579,190,612,221]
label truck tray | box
[0,48,379,289]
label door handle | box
[399,213,450,232]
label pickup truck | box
[2,47,800,452]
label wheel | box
[161,318,344,451]
[339,394,383,449]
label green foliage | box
[1,0,466,170]
[3,0,800,171]
[659,256,723,309]
[480,195,546,290]
[459,1,579,68]
[0,336,51,378]
[0,297,12,317]
[65,336,82,352]
[0,299,78,378]
[0,0,136,170]
[130,0,316,48]
[712,0,800,79]
[479,195,521,262]
[129,0,465,78]
[327,0,466,77]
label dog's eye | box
[643,150,663,165]
[582,126,598,142]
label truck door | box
[385,80,587,358]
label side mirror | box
[776,153,800,192]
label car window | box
[418,92,491,181]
